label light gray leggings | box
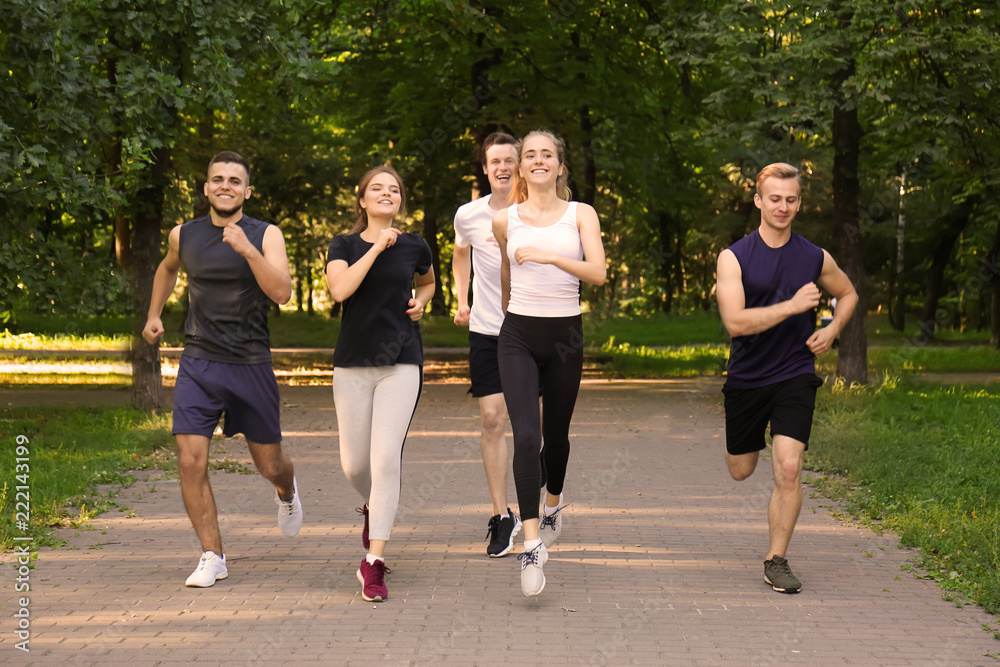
[332,364,421,542]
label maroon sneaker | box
[356,558,390,602]
[356,504,370,549]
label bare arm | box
[806,250,858,355]
[406,268,437,322]
[223,223,292,304]
[511,204,607,285]
[141,225,182,345]
[716,249,822,338]
[325,228,401,303]
[452,241,472,326]
[492,209,511,313]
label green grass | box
[586,311,728,347]
[867,312,991,345]
[0,407,173,549]
[814,345,1000,375]
[809,378,1000,614]
[598,341,728,378]
[0,330,129,351]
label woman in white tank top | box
[492,130,607,597]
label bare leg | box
[766,435,805,559]
[176,434,222,554]
[725,449,761,481]
[522,517,539,542]
[369,538,386,558]
[246,439,295,500]
[479,393,510,516]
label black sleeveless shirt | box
[725,230,824,388]
[179,215,274,364]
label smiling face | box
[359,171,402,219]
[518,134,563,187]
[484,143,518,195]
[204,161,251,218]
[754,176,801,234]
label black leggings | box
[498,312,583,521]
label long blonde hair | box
[509,130,572,205]
[350,165,407,234]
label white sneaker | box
[275,477,302,537]
[539,496,565,548]
[518,542,548,597]
[185,551,228,587]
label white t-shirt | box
[505,202,583,318]
[453,196,505,336]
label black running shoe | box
[485,508,522,557]
[764,556,802,593]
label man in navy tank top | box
[716,163,858,594]
[142,151,303,588]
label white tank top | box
[506,201,583,317]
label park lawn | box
[0,407,173,550]
[809,378,1000,615]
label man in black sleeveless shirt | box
[716,163,857,594]
[142,151,302,587]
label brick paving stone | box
[2,380,999,665]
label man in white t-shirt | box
[453,131,522,557]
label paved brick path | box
[3,379,998,665]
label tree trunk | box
[831,23,867,385]
[988,222,1000,348]
[129,145,171,411]
[657,212,673,314]
[578,105,596,206]
[422,194,446,316]
[918,198,978,337]
[892,168,906,331]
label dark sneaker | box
[485,508,522,558]
[357,558,390,602]
[764,556,802,593]
[356,504,370,549]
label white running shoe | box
[518,542,548,597]
[539,496,565,548]
[275,477,302,537]
[185,551,228,587]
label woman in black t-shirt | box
[326,166,435,603]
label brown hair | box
[350,165,407,234]
[208,151,251,186]
[755,162,801,195]
[510,130,572,205]
[480,131,517,166]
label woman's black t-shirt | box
[326,232,433,368]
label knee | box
[341,460,369,486]
[256,457,287,482]
[177,448,208,479]
[775,459,802,487]
[481,408,507,437]
[728,466,753,482]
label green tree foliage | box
[2,0,1000,401]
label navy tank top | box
[725,230,824,388]
[179,215,273,364]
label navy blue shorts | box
[722,373,824,455]
[172,356,282,443]
[468,331,503,397]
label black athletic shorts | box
[722,373,824,455]
[173,356,282,443]
[468,331,503,397]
